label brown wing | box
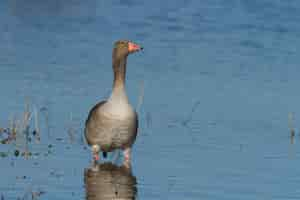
[84,101,106,138]
[85,101,106,130]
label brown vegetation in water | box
[0,100,80,159]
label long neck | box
[110,55,129,102]
[113,56,127,90]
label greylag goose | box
[85,40,142,166]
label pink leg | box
[123,148,131,168]
[92,145,100,163]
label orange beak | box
[128,42,143,53]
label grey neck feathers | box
[113,56,127,89]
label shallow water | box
[1,0,300,199]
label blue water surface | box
[1,0,300,199]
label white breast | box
[100,89,134,119]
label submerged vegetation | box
[0,101,84,199]
[0,101,81,159]
[288,112,296,144]
[0,101,41,158]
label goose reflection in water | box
[84,163,137,200]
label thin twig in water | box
[182,100,201,127]
[40,106,50,139]
[67,112,76,144]
[14,118,22,150]
[33,105,40,143]
[288,112,295,137]
[22,102,32,159]
[180,101,201,145]
[136,80,145,114]
[9,114,17,142]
